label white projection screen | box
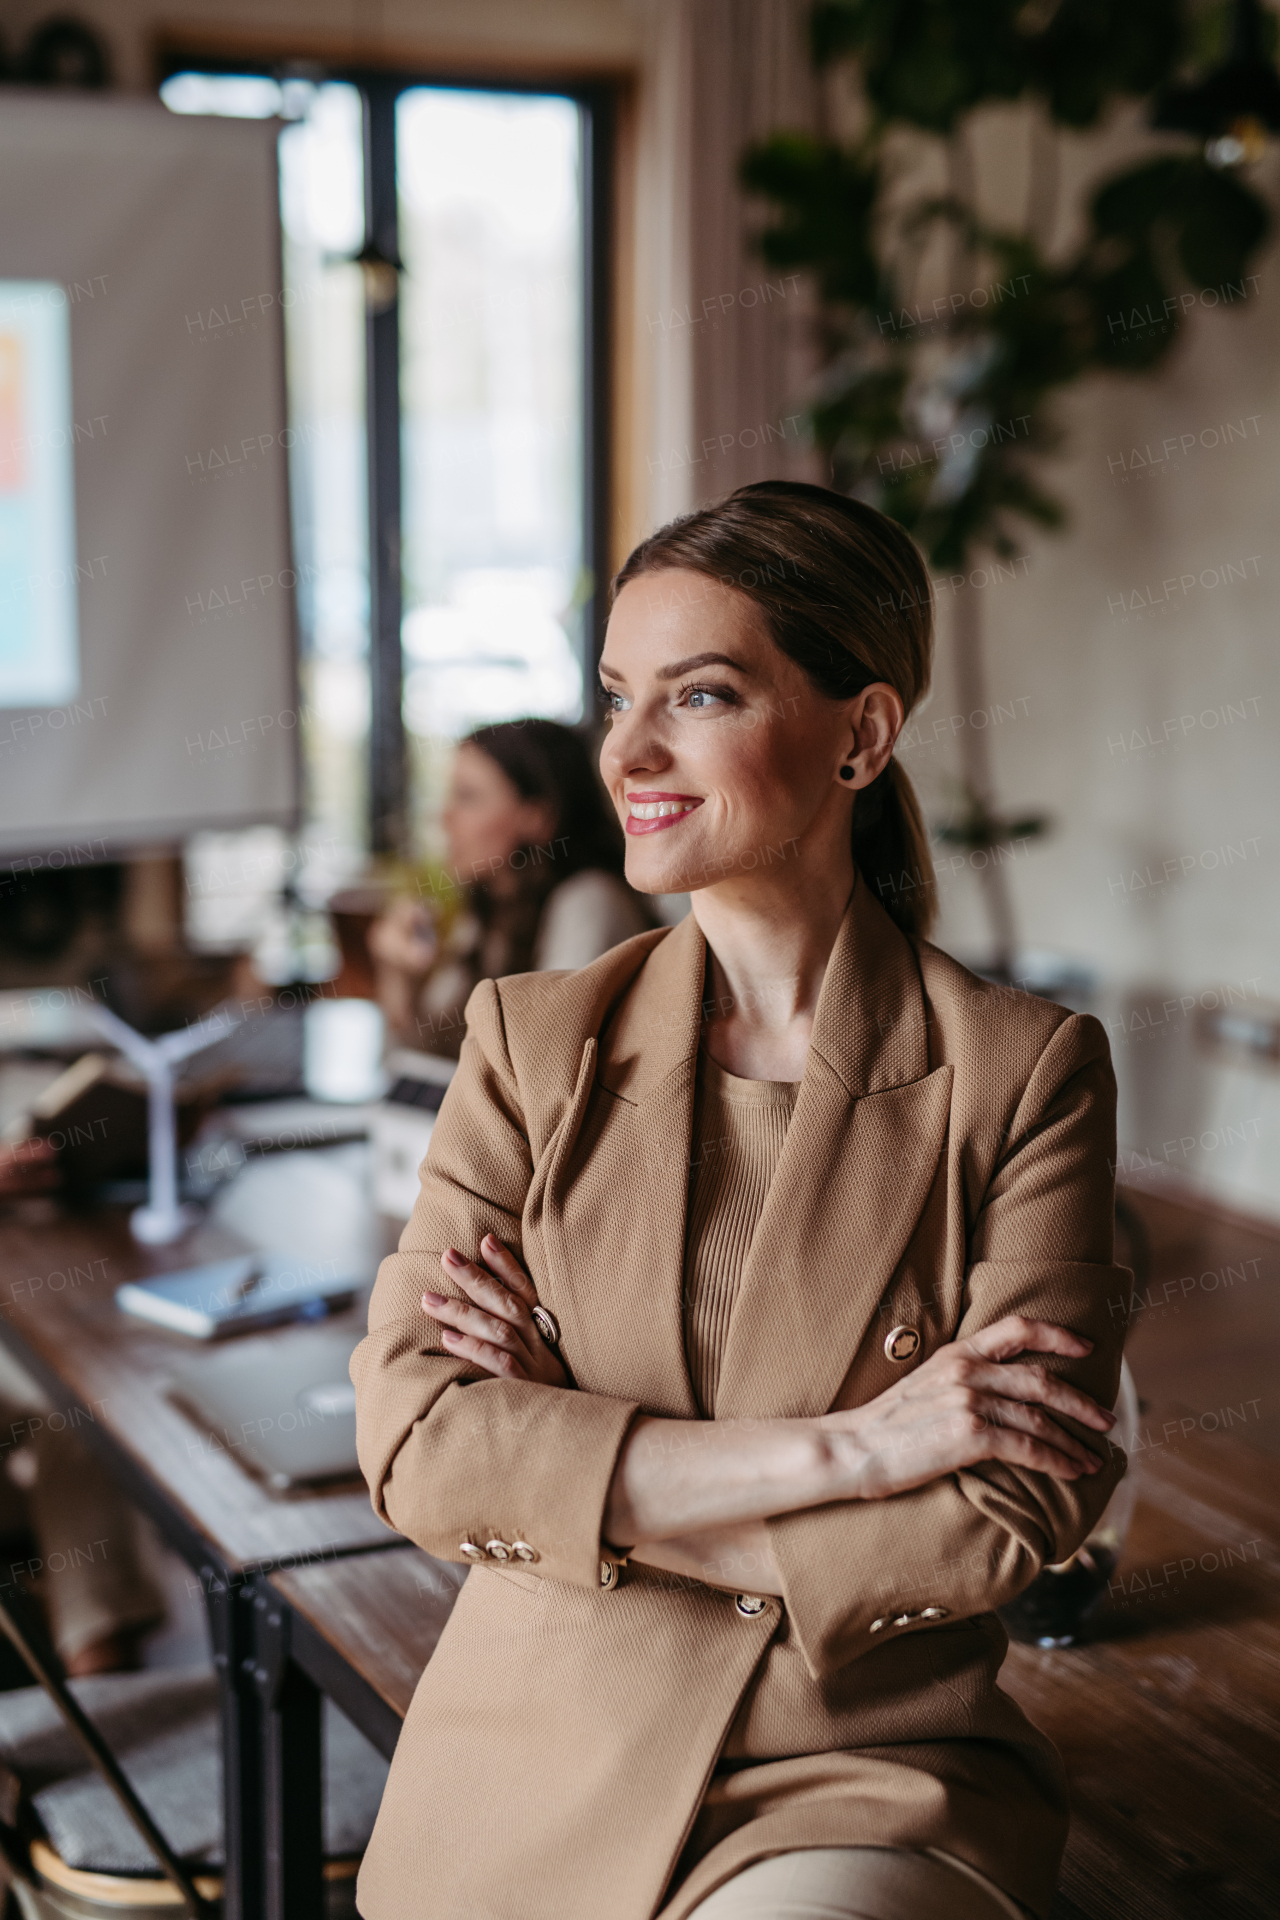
[0,91,297,857]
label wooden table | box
[0,1203,391,1571]
[273,1421,1280,1920]
[271,1547,466,1758]
[0,1143,403,1920]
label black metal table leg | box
[250,1582,324,1920]
[206,1571,267,1920]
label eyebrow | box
[597,651,753,682]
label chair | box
[0,1594,387,1920]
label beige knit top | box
[683,1050,800,1417]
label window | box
[162,61,608,892]
[397,89,586,854]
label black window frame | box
[157,50,615,856]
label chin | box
[623,829,722,897]
[622,852,680,896]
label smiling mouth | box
[625,792,703,836]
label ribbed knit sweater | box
[682,1050,800,1417]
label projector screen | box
[0,92,297,859]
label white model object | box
[88,1002,244,1245]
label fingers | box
[424,1266,534,1363]
[911,1399,1102,1481]
[439,1248,531,1330]
[980,1418,1104,1481]
[421,1285,534,1378]
[963,1359,1116,1434]
[420,1239,548,1382]
[967,1392,1105,1474]
[477,1233,538,1307]
[423,1287,522,1351]
[964,1314,1094,1365]
[425,1319,525,1380]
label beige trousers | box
[0,1349,165,1663]
[685,1847,1028,1920]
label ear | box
[835,684,904,790]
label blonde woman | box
[352,484,1126,1920]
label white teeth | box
[629,799,697,819]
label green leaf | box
[1027,0,1187,127]
[807,0,1189,131]
[740,134,883,306]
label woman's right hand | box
[823,1315,1117,1500]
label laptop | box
[169,1324,365,1491]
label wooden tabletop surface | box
[275,1419,1279,1920]
[272,1547,466,1723]
[0,1153,399,1572]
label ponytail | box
[852,758,936,940]
[614,480,938,940]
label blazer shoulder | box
[916,938,1112,1095]
[479,924,671,1107]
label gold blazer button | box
[735,1594,768,1617]
[485,1539,513,1561]
[512,1541,539,1563]
[920,1606,949,1621]
[459,1542,485,1563]
[884,1325,921,1363]
[869,1617,889,1632]
[599,1558,619,1589]
[531,1305,560,1347]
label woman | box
[369,717,652,1057]
[352,483,1127,1920]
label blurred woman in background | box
[369,718,653,1057]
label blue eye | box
[601,687,629,713]
[680,681,734,711]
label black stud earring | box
[839,765,855,781]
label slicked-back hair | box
[612,481,937,938]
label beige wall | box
[25,0,1280,1213]
[904,106,1280,1218]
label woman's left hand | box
[423,1235,570,1388]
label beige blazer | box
[352,879,1128,1920]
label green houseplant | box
[742,0,1273,975]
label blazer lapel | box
[538,913,706,1417]
[714,881,954,1421]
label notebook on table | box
[115,1254,360,1340]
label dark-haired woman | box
[352,484,1128,1920]
[369,717,653,1058]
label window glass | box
[396,88,585,860]
[164,75,590,898]
[277,83,370,889]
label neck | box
[691,842,855,1081]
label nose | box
[599,700,672,786]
